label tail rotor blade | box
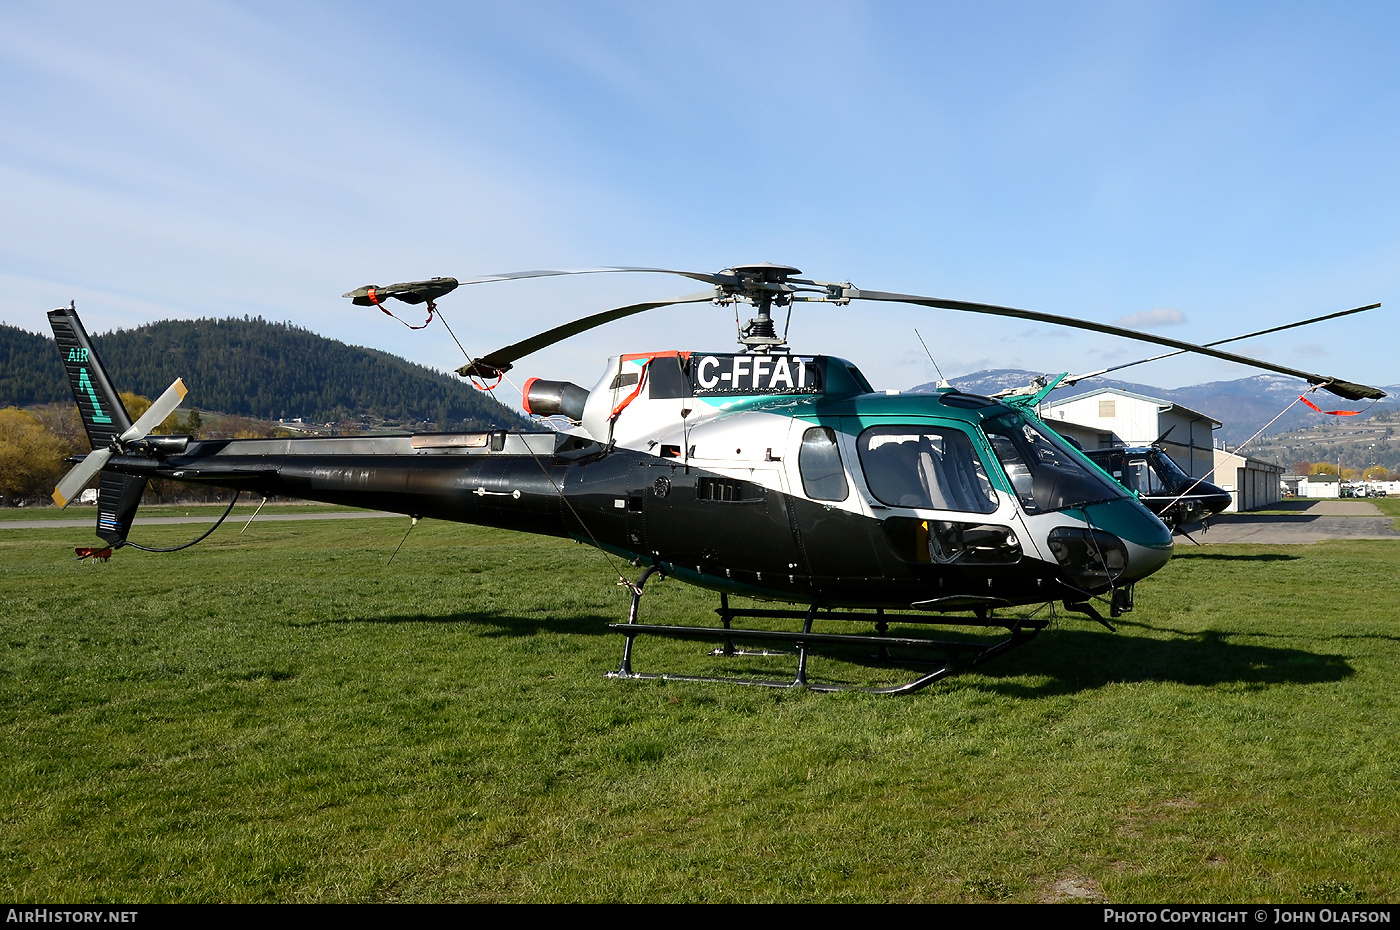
[121,379,187,442]
[52,449,111,508]
[54,378,185,508]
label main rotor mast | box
[718,262,851,353]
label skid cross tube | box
[607,596,1048,695]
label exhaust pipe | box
[522,378,589,421]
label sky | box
[3,1,1399,410]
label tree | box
[0,407,67,503]
[115,391,193,435]
[118,391,151,421]
[1310,463,1340,476]
[29,403,87,454]
[1363,465,1392,481]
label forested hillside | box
[1,318,526,430]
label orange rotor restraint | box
[367,287,437,330]
[470,370,504,392]
[1299,394,1360,416]
[610,360,651,421]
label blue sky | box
[3,1,1398,406]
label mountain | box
[910,369,1400,446]
[1,318,528,431]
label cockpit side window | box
[857,426,997,514]
[1129,459,1167,495]
[799,426,849,501]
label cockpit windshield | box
[982,413,1129,514]
[1149,449,1191,488]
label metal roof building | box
[1039,387,1222,479]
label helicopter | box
[46,264,1385,694]
[1080,442,1233,535]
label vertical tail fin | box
[95,471,149,547]
[47,304,133,448]
[47,304,169,546]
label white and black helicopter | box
[48,264,1384,693]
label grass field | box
[1372,496,1400,520]
[0,501,363,522]
[2,515,1397,903]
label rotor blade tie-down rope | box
[1160,388,1319,515]
[1053,506,1118,608]
[240,496,268,534]
[402,299,649,591]
[367,288,436,330]
[388,516,420,565]
[497,366,648,590]
[426,304,503,391]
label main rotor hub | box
[724,263,803,352]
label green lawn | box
[2,518,1397,902]
[1372,496,1400,520]
[0,501,368,522]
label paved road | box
[0,511,403,530]
[1184,499,1400,544]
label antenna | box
[915,329,951,389]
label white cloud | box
[1113,307,1187,329]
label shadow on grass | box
[289,610,618,637]
[1170,552,1302,562]
[961,627,1353,697]
[285,607,1355,695]
[1121,618,1400,645]
[599,621,1354,697]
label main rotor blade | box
[345,269,733,308]
[457,291,718,378]
[1063,303,1381,386]
[847,288,1386,401]
[454,267,734,289]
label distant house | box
[1213,449,1283,512]
[1041,419,1116,452]
[1299,473,1341,498]
[1039,388,1221,479]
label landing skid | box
[606,568,1048,695]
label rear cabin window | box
[798,427,849,501]
[857,426,997,514]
